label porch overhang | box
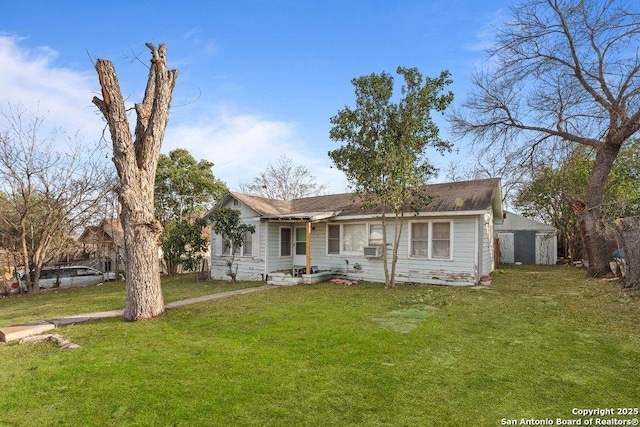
[261,212,340,275]
[260,211,340,222]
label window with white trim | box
[326,223,367,255]
[327,224,340,255]
[222,238,231,256]
[242,230,253,256]
[343,223,366,252]
[410,221,452,259]
[280,227,292,257]
[411,223,429,257]
[368,223,384,246]
[295,227,306,255]
[221,229,254,257]
[431,222,451,259]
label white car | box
[19,266,117,289]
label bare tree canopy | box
[93,43,178,321]
[444,148,530,207]
[0,104,113,294]
[238,155,328,200]
[450,0,640,277]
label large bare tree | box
[451,0,640,277]
[93,43,178,320]
[238,155,328,200]
[0,105,112,294]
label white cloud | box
[0,34,348,194]
[164,106,348,193]
[462,7,509,55]
[0,35,104,142]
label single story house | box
[207,178,504,286]
[494,211,558,265]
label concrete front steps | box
[267,270,336,286]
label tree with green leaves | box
[515,149,591,259]
[155,148,227,223]
[329,66,453,289]
[516,142,640,261]
[161,218,209,276]
[209,208,255,282]
[155,148,227,275]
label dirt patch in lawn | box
[372,305,437,333]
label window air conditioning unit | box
[363,246,383,258]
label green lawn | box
[0,276,262,326]
[1,265,639,426]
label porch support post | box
[305,221,312,274]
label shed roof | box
[495,211,557,232]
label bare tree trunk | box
[93,43,178,321]
[388,213,403,289]
[380,212,390,288]
[572,142,621,277]
[614,217,640,290]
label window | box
[295,227,306,255]
[410,221,452,259]
[59,269,75,278]
[369,224,384,246]
[411,223,429,257]
[327,225,340,254]
[242,230,253,256]
[40,269,57,280]
[76,268,100,276]
[327,223,367,255]
[343,224,366,252]
[431,222,451,259]
[222,238,231,255]
[280,227,292,256]
[221,231,253,256]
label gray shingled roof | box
[214,178,502,221]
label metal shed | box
[495,212,558,265]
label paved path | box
[0,285,277,343]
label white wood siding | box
[210,200,496,285]
[305,216,482,286]
[209,199,265,281]
[535,232,557,265]
[481,212,495,278]
[267,223,295,272]
[498,233,515,263]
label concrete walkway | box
[0,285,277,343]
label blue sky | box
[0,0,511,192]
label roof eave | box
[262,211,340,222]
[336,209,495,221]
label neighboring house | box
[494,211,558,265]
[76,218,125,274]
[207,178,504,286]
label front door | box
[293,226,307,266]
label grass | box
[0,276,262,326]
[1,265,639,426]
